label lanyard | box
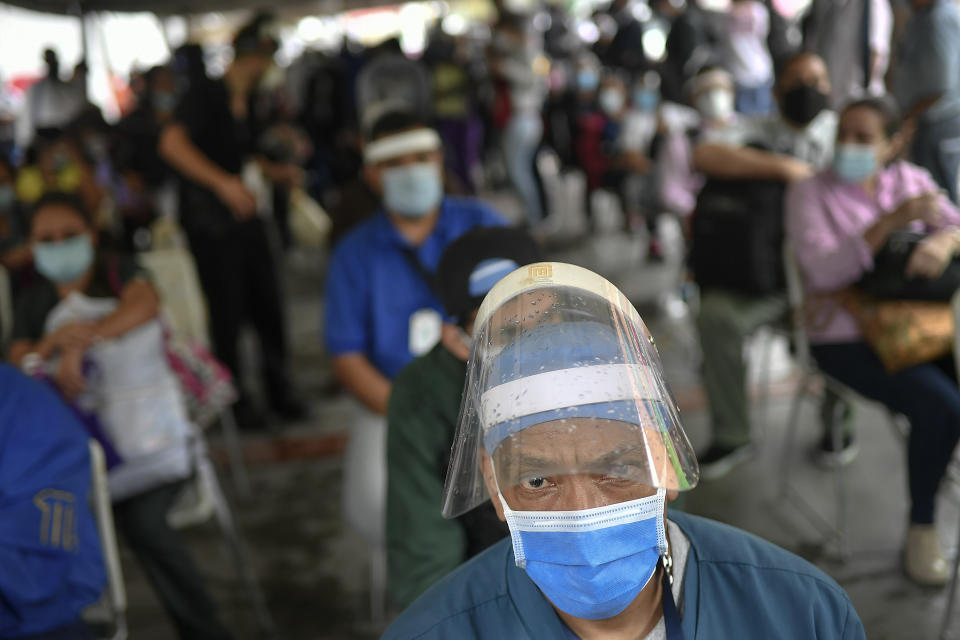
[661,558,684,640]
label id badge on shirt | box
[409,308,443,357]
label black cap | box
[436,226,543,323]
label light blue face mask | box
[499,486,667,620]
[382,162,443,219]
[633,88,660,112]
[577,70,599,93]
[832,143,877,183]
[34,234,94,284]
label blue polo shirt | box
[0,365,106,637]
[324,196,506,379]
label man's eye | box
[522,477,547,490]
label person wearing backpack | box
[691,52,856,479]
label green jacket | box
[387,343,506,608]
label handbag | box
[841,291,954,373]
[857,230,960,301]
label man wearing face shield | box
[691,52,855,479]
[383,262,865,639]
[324,111,506,416]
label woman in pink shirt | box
[786,97,960,588]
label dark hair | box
[369,111,429,141]
[30,191,93,228]
[233,14,278,59]
[841,95,902,138]
[774,50,821,85]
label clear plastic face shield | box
[441,263,699,519]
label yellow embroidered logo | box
[33,489,78,551]
[528,263,553,281]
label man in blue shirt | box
[384,263,865,640]
[323,111,505,415]
[0,365,106,639]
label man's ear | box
[363,163,382,194]
[666,489,679,502]
[480,452,507,522]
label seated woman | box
[7,192,232,639]
[785,97,960,587]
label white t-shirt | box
[720,1,774,87]
[701,109,839,169]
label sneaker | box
[903,524,950,587]
[699,443,756,481]
[811,432,859,469]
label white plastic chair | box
[942,291,960,639]
[0,264,12,353]
[341,407,388,624]
[137,247,250,497]
[86,440,128,640]
[777,243,904,559]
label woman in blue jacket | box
[384,262,865,640]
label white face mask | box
[599,88,626,116]
[696,89,734,123]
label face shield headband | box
[363,128,442,165]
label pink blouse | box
[785,161,960,343]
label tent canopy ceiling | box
[1,0,347,15]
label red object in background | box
[575,111,610,192]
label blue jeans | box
[735,83,774,115]
[502,113,545,225]
[811,342,960,524]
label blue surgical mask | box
[633,88,660,112]
[832,143,877,182]
[577,70,599,93]
[0,184,15,211]
[500,487,667,620]
[382,162,443,219]
[34,234,94,284]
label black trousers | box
[185,217,291,408]
[113,482,232,640]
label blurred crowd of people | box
[4,0,960,636]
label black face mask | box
[781,84,829,126]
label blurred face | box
[482,417,680,514]
[776,54,830,102]
[30,203,94,246]
[836,105,892,161]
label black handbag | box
[857,230,960,301]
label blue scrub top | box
[323,196,506,379]
[0,365,106,637]
[383,512,866,640]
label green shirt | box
[386,343,507,608]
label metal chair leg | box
[219,408,251,498]
[370,545,387,626]
[200,457,276,637]
[778,373,810,501]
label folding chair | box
[941,291,960,639]
[167,432,276,636]
[86,440,128,640]
[0,264,12,354]
[777,243,904,559]
[137,247,250,497]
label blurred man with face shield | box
[383,262,865,640]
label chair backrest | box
[137,248,210,347]
[0,264,12,353]
[88,440,128,640]
[782,241,813,370]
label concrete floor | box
[121,198,960,639]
